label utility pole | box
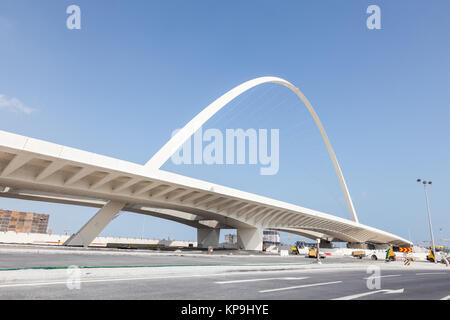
[408,226,412,244]
[316,238,321,264]
[417,179,437,263]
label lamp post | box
[316,238,321,264]
[417,179,436,263]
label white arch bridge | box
[0,77,411,249]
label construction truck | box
[308,248,326,259]
[351,250,366,259]
[290,241,310,256]
[427,246,448,263]
[290,241,302,255]
[427,248,436,262]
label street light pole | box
[316,238,321,264]
[417,179,437,263]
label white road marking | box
[0,267,333,289]
[0,275,208,288]
[0,281,70,288]
[0,272,260,288]
[363,274,401,280]
[0,277,162,288]
[259,281,342,293]
[0,270,321,289]
[415,272,448,276]
[332,288,404,300]
[215,277,308,284]
[440,295,450,300]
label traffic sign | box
[399,247,412,253]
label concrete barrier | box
[0,231,197,248]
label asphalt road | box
[1,267,449,300]
[0,244,360,269]
[0,245,448,300]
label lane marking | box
[332,288,404,300]
[0,275,204,288]
[0,270,319,289]
[0,268,330,289]
[440,295,450,300]
[0,262,312,272]
[0,272,260,288]
[215,277,308,284]
[415,272,448,276]
[363,274,401,280]
[0,277,161,288]
[259,281,342,293]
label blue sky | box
[0,1,449,245]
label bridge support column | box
[197,228,220,248]
[64,201,125,247]
[237,227,263,251]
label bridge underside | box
[0,130,412,250]
[0,186,402,250]
[0,187,338,248]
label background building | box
[263,230,281,246]
[0,209,49,234]
[224,233,237,244]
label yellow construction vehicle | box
[427,249,435,262]
[351,250,366,259]
[290,241,309,255]
[308,248,325,259]
[426,246,448,263]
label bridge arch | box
[145,76,359,223]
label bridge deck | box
[0,130,411,246]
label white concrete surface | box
[0,231,196,247]
[0,77,412,249]
[145,76,359,223]
[197,228,220,248]
[237,228,263,251]
[64,200,125,247]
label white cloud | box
[0,94,35,114]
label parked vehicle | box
[308,248,326,259]
[427,246,448,263]
[351,250,366,259]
